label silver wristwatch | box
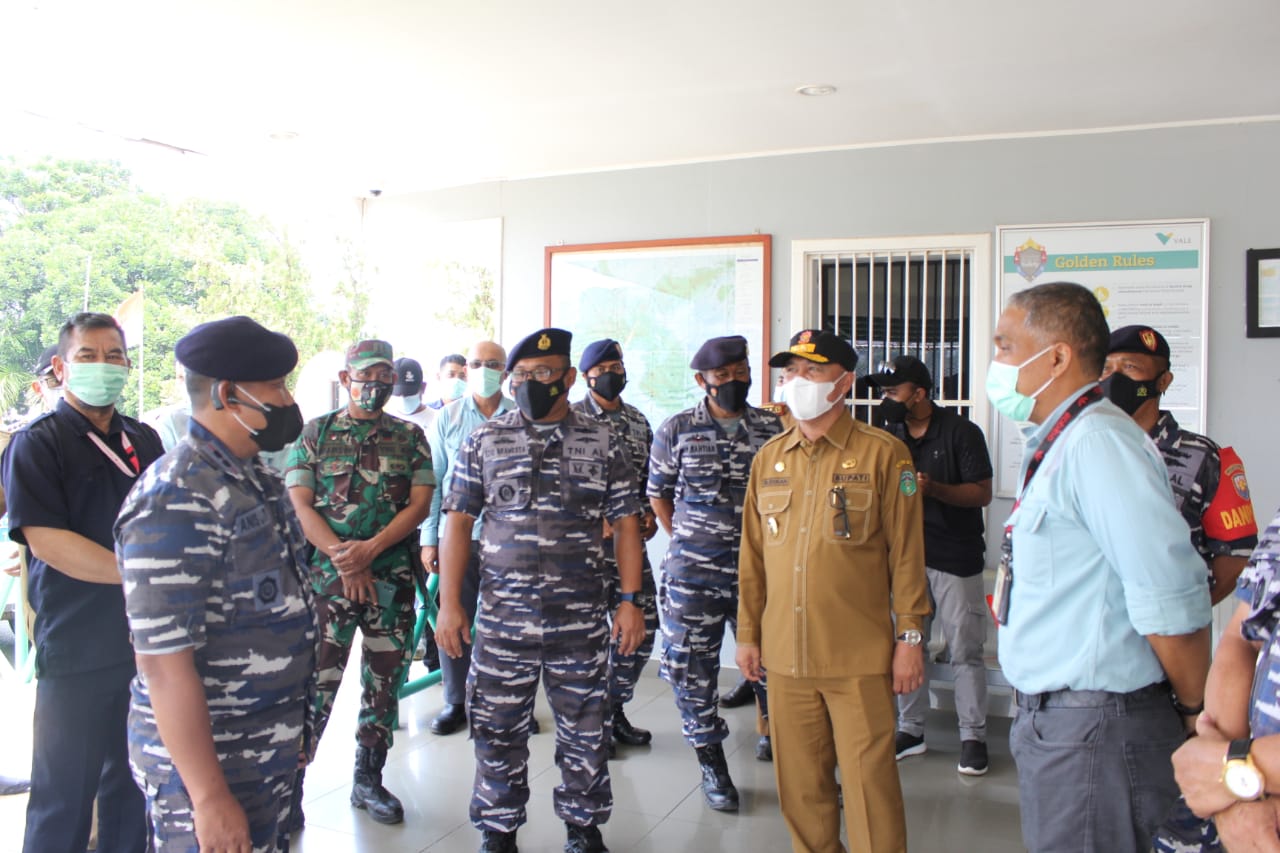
[896,629,924,646]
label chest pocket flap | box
[759,490,792,544]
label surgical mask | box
[228,385,304,452]
[589,371,627,401]
[439,377,467,402]
[65,362,128,407]
[1100,372,1161,416]
[706,378,750,414]
[514,376,565,421]
[351,379,393,412]
[398,394,422,414]
[38,382,63,410]
[786,374,845,421]
[469,366,503,398]
[985,345,1055,422]
[878,398,909,425]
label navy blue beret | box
[1108,325,1170,361]
[175,316,298,381]
[579,338,624,373]
[507,328,573,372]
[690,335,749,370]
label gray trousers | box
[896,568,988,741]
[441,542,482,706]
[1011,682,1183,853]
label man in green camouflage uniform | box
[286,339,433,826]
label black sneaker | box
[957,739,989,776]
[754,734,772,762]
[480,829,519,853]
[894,731,926,760]
[565,823,608,853]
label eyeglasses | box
[588,363,625,376]
[468,359,504,370]
[509,365,568,384]
[828,487,850,539]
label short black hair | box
[185,370,215,410]
[440,353,466,369]
[1008,282,1109,377]
[58,312,126,358]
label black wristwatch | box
[619,591,652,609]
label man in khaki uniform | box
[737,330,929,853]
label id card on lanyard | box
[87,430,141,478]
[991,386,1103,625]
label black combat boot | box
[480,829,519,852]
[611,703,652,747]
[564,822,608,853]
[351,745,404,824]
[719,678,754,708]
[694,743,739,812]
[285,767,306,833]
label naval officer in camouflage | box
[570,338,661,754]
[436,327,646,853]
[116,316,315,852]
[647,334,783,811]
[285,339,434,826]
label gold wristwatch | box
[1222,738,1267,801]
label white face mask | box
[786,373,846,421]
[468,366,503,398]
[398,394,422,414]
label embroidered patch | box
[899,470,918,496]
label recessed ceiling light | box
[268,130,300,141]
[795,84,837,97]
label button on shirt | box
[738,410,929,678]
[1,399,164,676]
[421,394,516,547]
[998,386,1210,695]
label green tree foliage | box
[0,156,367,418]
[438,261,496,340]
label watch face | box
[1225,762,1265,800]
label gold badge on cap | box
[537,333,551,351]
[774,462,785,472]
[841,458,857,469]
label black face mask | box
[1100,372,1161,416]
[351,380,393,413]
[229,387,305,452]
[589,371,627,402]
[515,376,566,421]
[879,398,908,425]
[706,378,750,414]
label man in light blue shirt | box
[420,339,514,735]
[989,282,1211,853]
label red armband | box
[1202,446,1258,540]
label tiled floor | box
[0,663,1024,852]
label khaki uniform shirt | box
[738,409,929,679]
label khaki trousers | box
[770,672,906,853]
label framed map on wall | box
[545,235,771,428]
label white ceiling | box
[4,0,1279,199]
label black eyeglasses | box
[509,365,568,384]
[828,487,850,539]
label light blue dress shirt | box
[996,383,1211,694]
[420,393,515,546]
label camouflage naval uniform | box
[444,407,640,833]
[116,420,317,852]
[570,392,660,709]
[284,408,433,751]
[647,398,782,747]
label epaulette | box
[761,402,789,417]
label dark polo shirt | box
[2,399,164,676]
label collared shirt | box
[421,394,516,547]
[1,399,164,676]
[1151,410,1258,582]
[997,386,1211,695]
[116,420,317,784]
[1237,507,1280,737]
[284,409,433,582]
[572,393,653,503]
[647,399,782,587]
[882,404,992,576]
[738,409,929,678]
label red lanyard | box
[87,430,140,477]
[1008,385,1104,519]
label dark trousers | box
[24,662,147,853]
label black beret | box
[579,338,624,373]
[867,354,931,389]
[690,335,749,370]
[175,316,298,381]
[507,328,573,372]
[767,330,858,372]
[1108,325,1171,361]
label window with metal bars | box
[815,250,975,424]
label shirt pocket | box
[679,457,722,504]
[758,490,792,546]
[486,476,532,514]
[227,527,299,627]
[317,457,353,506]
[1010,499,1053,585]
[561,459,606,517]
[824,486,874,546]
[378,453,412,507]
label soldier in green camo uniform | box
[285,339,434,826]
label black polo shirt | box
[2,399,164,676]
[884,404,993,577]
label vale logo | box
[1155,232,1174,244]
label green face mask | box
[65,362,129,407]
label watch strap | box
[1228,738,1254,763]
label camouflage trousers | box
[1151,796,1223,853]
[467,597,613,833]
[311,571,417,751]
[605,552,659,707]
[658,575,767,748]
[140,771,295,852]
